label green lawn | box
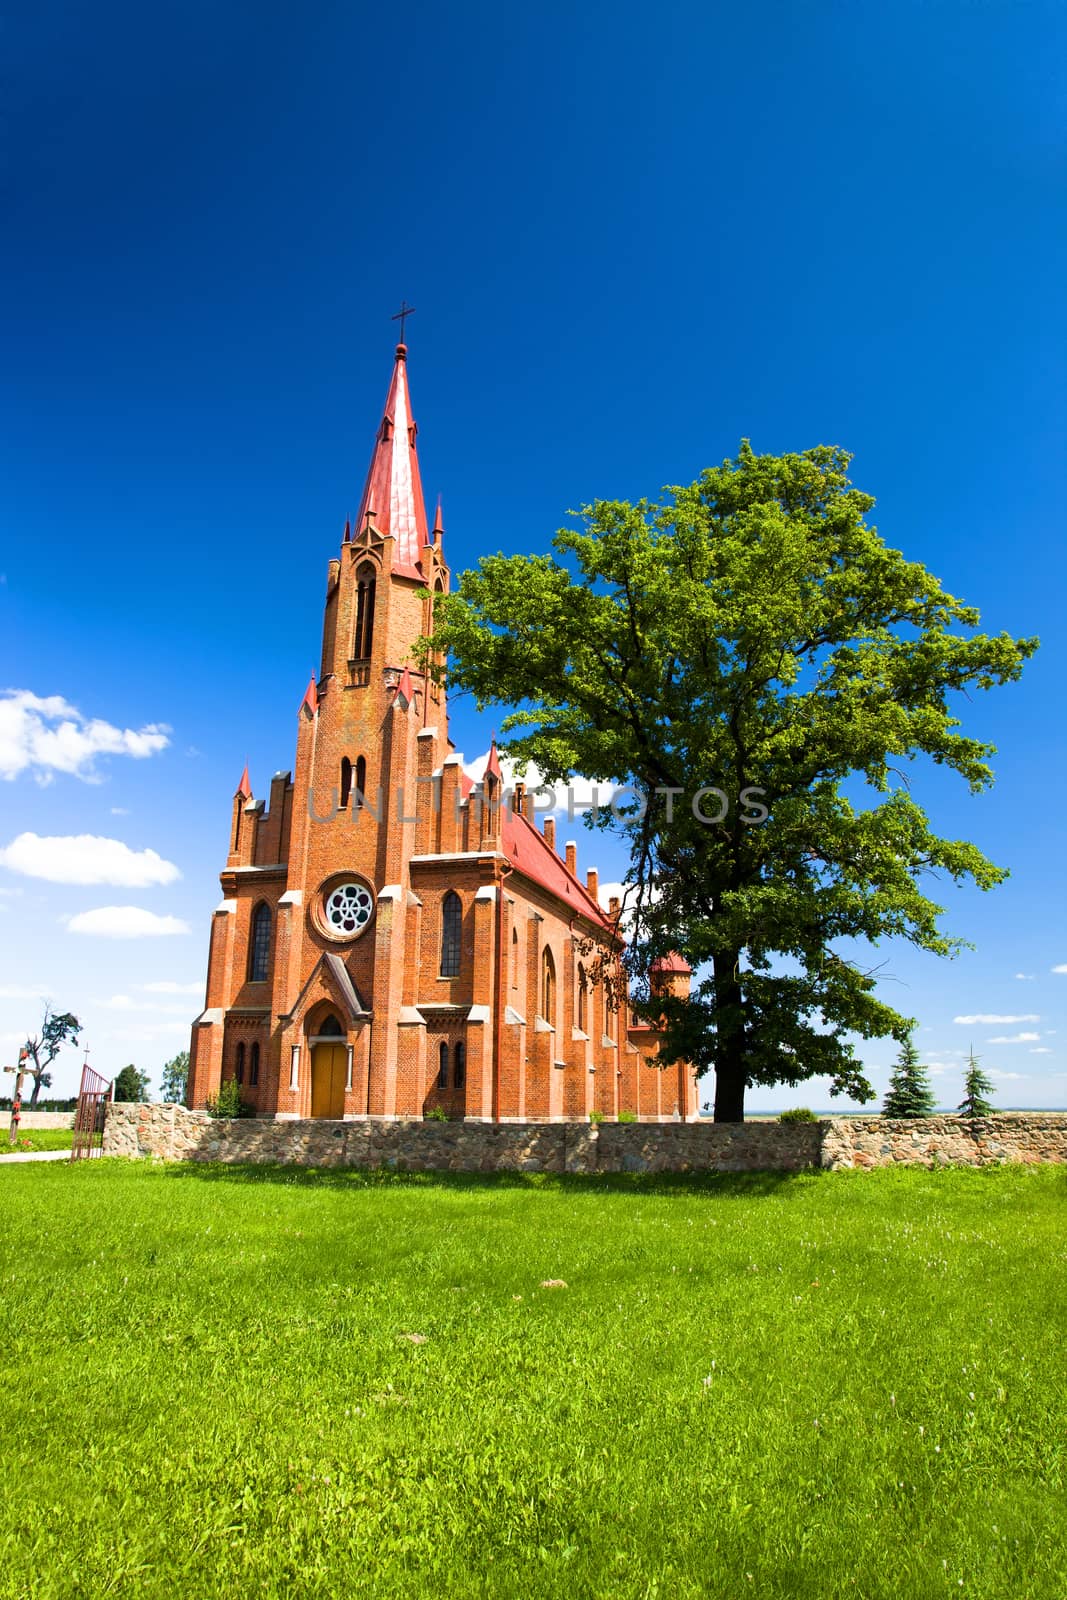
[0,1129,72,1155]
[0,1162,1063,1599]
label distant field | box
[0,1129,72,1154]
[0,1161,1063,1599]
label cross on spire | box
[391,299,415,343]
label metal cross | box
[391,300,415,342]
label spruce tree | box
[882,1036,937,1118]
[958,1048,996,1118]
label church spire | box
[355,342,429,581]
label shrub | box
[205,1079,244,1119]
[618,1109,638,1124]
[588,1110,604,1125]
[423,1106,449,1122]
[779,1107,818,1123]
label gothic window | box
[340,757,352,809]
[249,903,272,982]
[577,963,587,1033]
[318,1014,344,1037]
[235,1041,245,1084]
[541,947,556,1027]
[440,891,462,977]
[438,1040,449,1089]
[354,563,376,660]
[355,755,367,801]
[511,926,518,987]
[249,1042,260,1087]
[454,1042,466,1090]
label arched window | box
[355,755,367,802]
[541,947,556,1027]
[440,891,462,977]
[453,1041,466,1090]
[235,1041,245,1084]
[249,1042,260,1087]
[354,563,376,660]
[249,903,272,982]
[340,757,352,809]
[437,1040,449,1089]
[577,963,587,1033]
[511,926,519,987]
[318,1014,343,1037]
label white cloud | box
[140,980,202,995]
[0,982,51,1001]
[987,1032,1041,1044]
[1030,1047,1053,1055]
[953,1013,1039,1025]
[0,690,170,784]
[110,807,130,816]
[1014,972,1035,981]
[464,750,613,818]
[988,1070,1025,1081]
[66,906,190,938]
[1053,965,1067,975]
[0,832,180,887]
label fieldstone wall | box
[102,1103,1067,1173]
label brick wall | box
[102,1105,1067,1173]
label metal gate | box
[71,1065,112,1160]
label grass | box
[0,1129,72,1154]
[0,1162,1063,1599]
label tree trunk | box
[712,950,747,1123]
[28,1074,42,1108]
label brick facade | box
[187,342,698,1124]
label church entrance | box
[310,1044,347,1118]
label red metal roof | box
[394,666,414,709]
[651,953,692,974]
[236,764,252,799]
[500,805,613,932]
[355,343,429,579]
[301,675,318,717]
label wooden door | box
[310,1044,346,1118]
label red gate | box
[71,1065,112,1160]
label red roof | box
[301,675,318,717]
[501,806,613,932]
[355,343,429,578]
[236,763,252,800]
[394,666,414,709]
[651,953,692,975]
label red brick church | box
[187,339,697,1122]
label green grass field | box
[0,1129,72,1155]
[0,1161,1062,1599]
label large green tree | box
[425,443,1036,1121]
[22,1004,81,1107]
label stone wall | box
[102,1103,1067,1173]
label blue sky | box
[2,0,1064,1106]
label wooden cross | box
[391,300,415,342]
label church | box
[187,337,698,1123]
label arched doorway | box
[309,1014,346,1118]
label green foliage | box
[113,1063,150,1103]
[205,1078,244,1119]
[21,1003,81,1106]
[0,1162,1062,1598]
[882,1036,937,1118]
[424,444,1036,1121]
[423,1106,449,1122]
[588,1109,604,1124]
[617,1109,638,1124]
[959,1049,996,1118]
[779,1107,818,1123]
[0,1129,72,1155]
[160,1050,190,1105]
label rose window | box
[324,882,374,936]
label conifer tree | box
[882,1036,937,1118]
[958,1048,995,1118]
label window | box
[453,1042,466,1090]
[541,947,556,1027]
[249,903,272,982]
[235,1041,245,1084]
[249,1042,260,1087]
[438,1040,449,1088]
[354,564,376,660]
[355,755,367,801]
[511,927,518,987]
[340,757,352,809]
[318,1014,343,1037]
[440,891,462,977]
[577,963,587,1033]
